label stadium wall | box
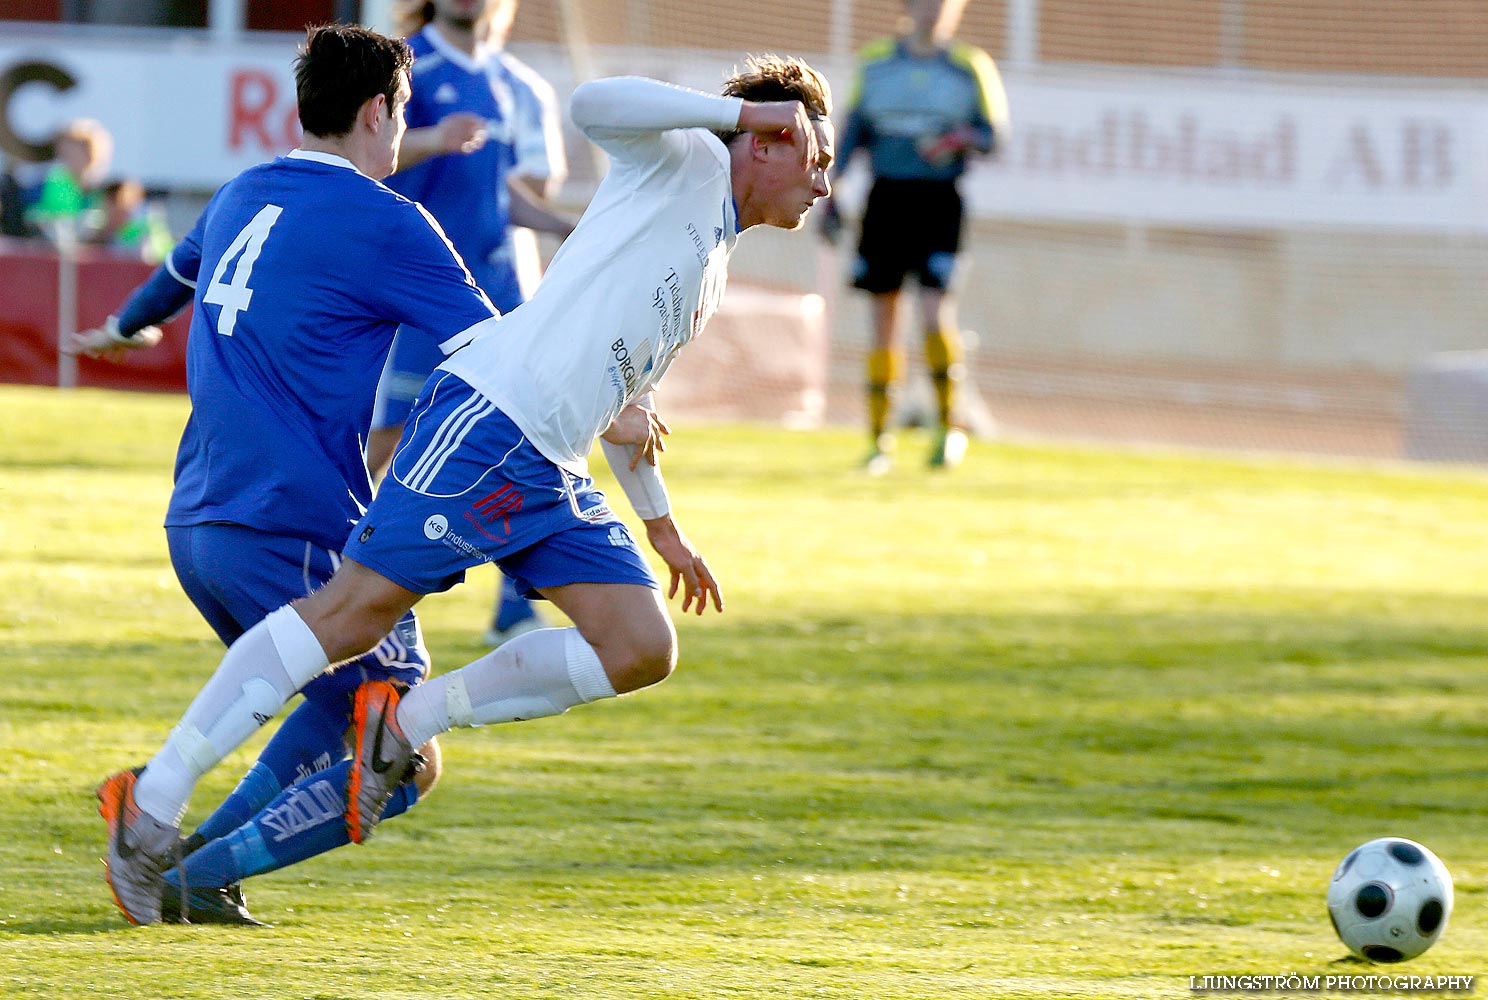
[3,25,1487,456]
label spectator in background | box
[380,0,576,647]
[27,118,112,238]
[1,157,37,238]
[93,179,174,264]
[820,0,1007,474]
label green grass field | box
[3,384,1487,999]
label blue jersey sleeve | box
[115,265,193,335]
[371,202,502,353]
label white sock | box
[134,606,329,826]
[396,627,617,749]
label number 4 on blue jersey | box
[202,205,283,337]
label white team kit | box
[343,77,747,596]
[442,77,743,471]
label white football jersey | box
[439,77,743,474]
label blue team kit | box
[168,521,429,701]
[346,372,656,599]
[133,149,498,705]
[161,151,495,553]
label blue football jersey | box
[385,27,522,302]
[164,149,500,550]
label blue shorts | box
[167,523,430,708]
[371,258,524,431]
[344,372,657,599]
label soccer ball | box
[1326,837,1453,963]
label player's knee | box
[603,619,676,694]
[297,575,410,663]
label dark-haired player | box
[82,24,504,925]
[95,55,834,925]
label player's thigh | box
[853,178,915,295]
[167,523,331,644]
[910,182,965,292]
[499,516,670,691]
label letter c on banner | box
[0,61,77,161]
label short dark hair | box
[294,24,413,139]
[717,54,833,146]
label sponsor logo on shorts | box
[471,483,523,535]
[434,525,492,564]
[607,525,631,547]
[423,514,449,540]
[463,509,508,543]
[579,502,615,523]
[359,525,375,544]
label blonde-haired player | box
[98,55,834,924]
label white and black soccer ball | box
[1327,837,1453,963]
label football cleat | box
[345,680,424,845]
[862,433,895,477]
[96,767,180,925]
[929,427,968,470]
[157,831,269,927]
[161,881,270,927]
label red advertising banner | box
[0,239,190,392]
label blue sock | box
[191,697,350,842]
[495,575,539,631]
[166,760,421,889]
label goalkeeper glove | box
[65,315,164,359]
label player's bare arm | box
[643,515,723,616]
[396,112,488,170]
[506,177,577,239]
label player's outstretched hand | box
[602,403,671,470]
[643,515,723,616]
[65,315,164,359]
[437,112,489,155]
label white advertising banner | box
[972,73,1488,234]
[2,32,304,189]
[3,32,1487,233]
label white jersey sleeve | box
[599,392,671,519]
[569,77,742,165]
[439,77,742,474]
